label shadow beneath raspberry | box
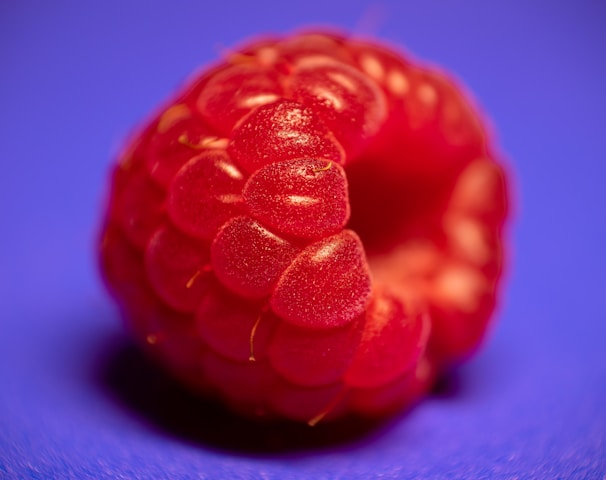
[428,337,514,403]
[97,340,391,455]
[431,370,465,398]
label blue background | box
[1,1,605,478]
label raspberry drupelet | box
[100,30,509,424]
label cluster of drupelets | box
[100,32,508,424]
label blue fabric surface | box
[1,1,605,478]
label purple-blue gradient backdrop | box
[1,1,605,478]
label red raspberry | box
[99,30,509,424]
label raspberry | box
[99,30,509,424]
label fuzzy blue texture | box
[1,1,605,478]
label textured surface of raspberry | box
[100,31,508,424]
